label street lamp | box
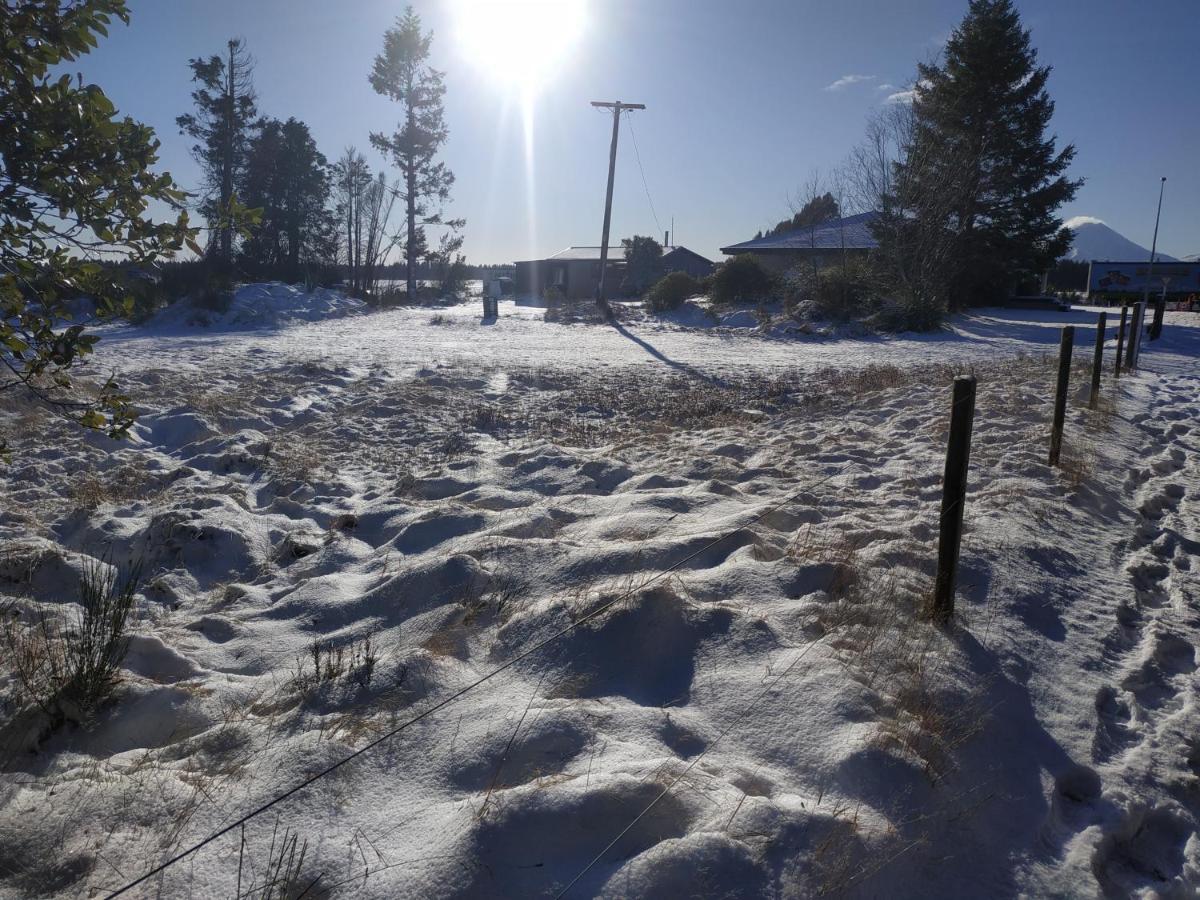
[1146,176,1167,340]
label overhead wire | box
[625,109,664,239]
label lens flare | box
[454,0,587,92]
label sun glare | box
[454,0,586,92]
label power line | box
[105,459,857,898]
[624,109,663,239]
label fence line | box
[107,337,1129,896]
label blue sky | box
[71,0,1199,263]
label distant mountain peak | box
[1064,218,1178,263]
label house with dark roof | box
[720,211,880,273]
[514,245,714,300]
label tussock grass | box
[1,557,141,731]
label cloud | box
[885,89,917,104]
[876,82,895,91]
[1064,215,1105,229]
[825,74,875,91]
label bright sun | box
[454,0,587,92]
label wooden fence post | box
[1114,305,1128,378]
[1049,325,1074,467]
[1090,311,1106,409]
[1133,302,1146,369]
[1124,302,1142,372]
[933,375,976,624]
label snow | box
[2,292,1199,898]
[1066,219,1179,263]
[147,281,367,330]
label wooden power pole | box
[591,100,645,319]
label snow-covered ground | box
[1,293,1198,898]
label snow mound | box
[150,282,366,329]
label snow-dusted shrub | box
[868,294,947,332]
[784,258,878,322]
[644,271,700,313]
[1,558,140,726]
[709,254,776,305]
[542,285,566,307]
[292,636,378,696]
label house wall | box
[516,258,626,300]
[662,250,714,279]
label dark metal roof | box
[720,211,880,254]
[662,246,714,266]
[515,244,712,264]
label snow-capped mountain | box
[1064,217,1178,262]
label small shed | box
[662,246,715,279]
[514,244,715,300]
[514,247,624,301]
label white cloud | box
[825,74,875,91]
[885,89,917,104]
[1064,215,1105,229]
[876,82,895,91]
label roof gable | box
[662,246,714,266]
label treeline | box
[170,7,465,308]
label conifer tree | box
[177,38,259,268]
[370,7,463,302]
[884,0,1080,306]
[239,118,331,276]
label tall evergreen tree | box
[768,193,839,236]
[239,118,331,276]
[883,0,1080,306]
[177,38,259,268]
[369,7,463,301]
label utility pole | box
[591,100,645,319]
[1145,176,1167,340]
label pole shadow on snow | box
[610,321,728,386]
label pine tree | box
[768,193,839,236]
[369,7,463,302]
[239,118,331,277]
[886,0,1080,307]
[177,38,259,268]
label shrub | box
[784,258,879,322]
[644,271,700,313]
[709,254,776,305]
[869,294,947,333]
[1,558,141,726]
[542,285,566,307]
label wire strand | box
[625,110,663,239]
[555,634,831,897]
[104,461,857,898]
